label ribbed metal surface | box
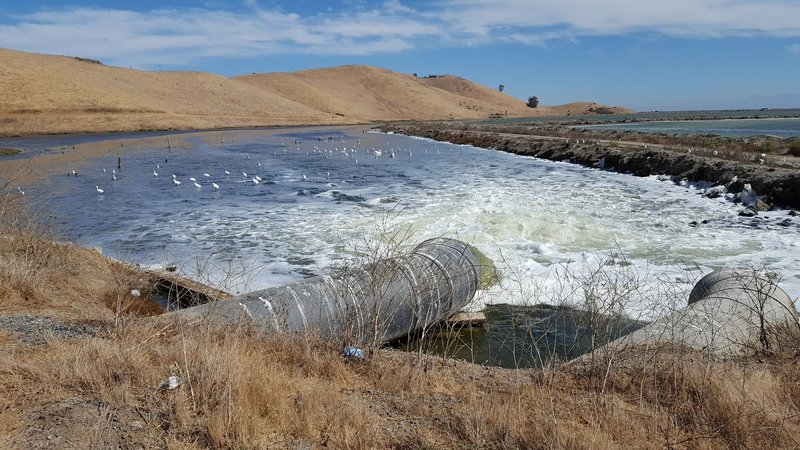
[580,269,798,360]
[173,238,481,344]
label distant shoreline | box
[380,122,800,210]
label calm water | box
[9,126,800,322]
[481,108,800,127]
[397,304,645,368]
[580,117,800,138]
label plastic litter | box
[343,346,364,358]
[160,362,183,390]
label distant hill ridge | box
[0,48,633,136]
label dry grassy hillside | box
[0,48,345,136]
[0,48,633,137]
[418,75,534,114]
[237,67,535,121]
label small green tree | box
[498,84,505,93]
[527,96,539,108]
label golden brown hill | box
[0,48,632,137]
[416,74,535,117]
[416,76,633,117]
[0,48,344,136]
[236,68,535,121]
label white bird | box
[102,168,106,173]
[203,173,210,177]
[71,169,77,176]
[254,175,262,182]
[225,170,230,175]
[17,186,24,196]
[212,182,220,190]
[258,162,262,167]
[172,174,176,179]
[112,174,117,181]
[173,179,181,186]
[112,169,116,174]
[153,170,158,176]
[302,174,307,181]
[156,164,160,169]
[242,171,247,178]
[189,177,196,182]
[95,186,104,194]
[252,177,260,185]
[193,181,202,188]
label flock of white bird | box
[44,136,434,198]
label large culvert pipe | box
[172,238,483,345]
[577,269,798,360]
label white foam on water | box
[37,128,800,317]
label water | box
[580,117,800,138]
[480,108,800,127]
[397,304,646,368]
[11,126,800,320]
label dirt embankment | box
[381,124,800,210]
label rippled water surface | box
[15,125,800,316]
[581,117,800,138]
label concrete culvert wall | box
[171,238,483,345]
[578,268,799,360]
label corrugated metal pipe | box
[172,238,484,345]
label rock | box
[779,218,792,227]
[739,209,758,217]
[756,199,771,211]
[790,210,798,216]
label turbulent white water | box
[25,126,800,319]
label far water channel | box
[8,125,800,366]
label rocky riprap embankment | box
[381,125,800,211]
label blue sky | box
[1,0,799,111]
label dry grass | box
[3,316,800,449]
[2,185,800,449]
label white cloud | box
[790,44,800,54]
[441,0,800,37]
[1,0,800,68]
[0,3,436,67]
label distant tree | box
[527,96,539,108]
[498,84,505,93]
[413,73,417,77]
